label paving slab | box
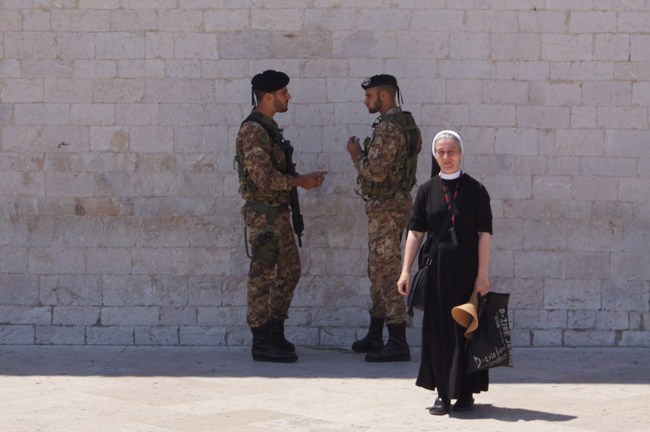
[1,346,649,432]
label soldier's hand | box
[292,171,327,190]
[346,136,362,161]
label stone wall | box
[1,0,649,347]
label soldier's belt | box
[244,201,289,225]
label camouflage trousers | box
[243,205,301,328]
[365,194,412,325]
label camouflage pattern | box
[244,207,300,328]
[236,119,292,207]
[355,107,422,200]
[235,114,301,328]
[354,107,423,325]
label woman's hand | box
[474,269,489,296]
[397,272,410,296]
[396,230,424,297]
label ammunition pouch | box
[243,201,288,263]
[253,231,279,267]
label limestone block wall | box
[1,1,649,347]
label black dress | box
[408,173,492,399]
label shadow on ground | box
[452,404,577,422]
[1,346,648,385]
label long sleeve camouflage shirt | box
[236,117,293,206]
[354,107,420,204]
[355,109,404,183]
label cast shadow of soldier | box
[2,346,649,385]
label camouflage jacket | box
[354,107,422,201]
[235,112,292,206]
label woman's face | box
[434,137,462,174]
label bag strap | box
[421,203,456,265]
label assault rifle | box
[280,140,304,247]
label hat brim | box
[451,292,479,339]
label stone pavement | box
[1,346,649,432]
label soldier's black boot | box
[365,321,410,362]
[351,315,384,353]
[251,322,298,363]
[269,318,295,353]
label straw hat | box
[451,291,479,339]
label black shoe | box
[453,395,475,412]
[365,321,410,362]
[251,322,298,363]
[252,350,297,363]
[428,397,450,415]
[351,315,384,353]
[269,318,295,353]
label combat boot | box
[251,322,298,363]
[365,321,410,362]
[269,318,295,353]
[351,315,384,353]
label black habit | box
[408,173,492,399]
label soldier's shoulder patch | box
[256,127,270,144]
[241,121,270,145]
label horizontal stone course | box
[1,3,649,348]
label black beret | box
[251,70,290,93]
[361,74,398,89]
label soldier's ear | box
[258,91,272,105]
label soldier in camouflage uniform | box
[346,74,422,362]
[235,70,327,363]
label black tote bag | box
[466,292,513,373]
